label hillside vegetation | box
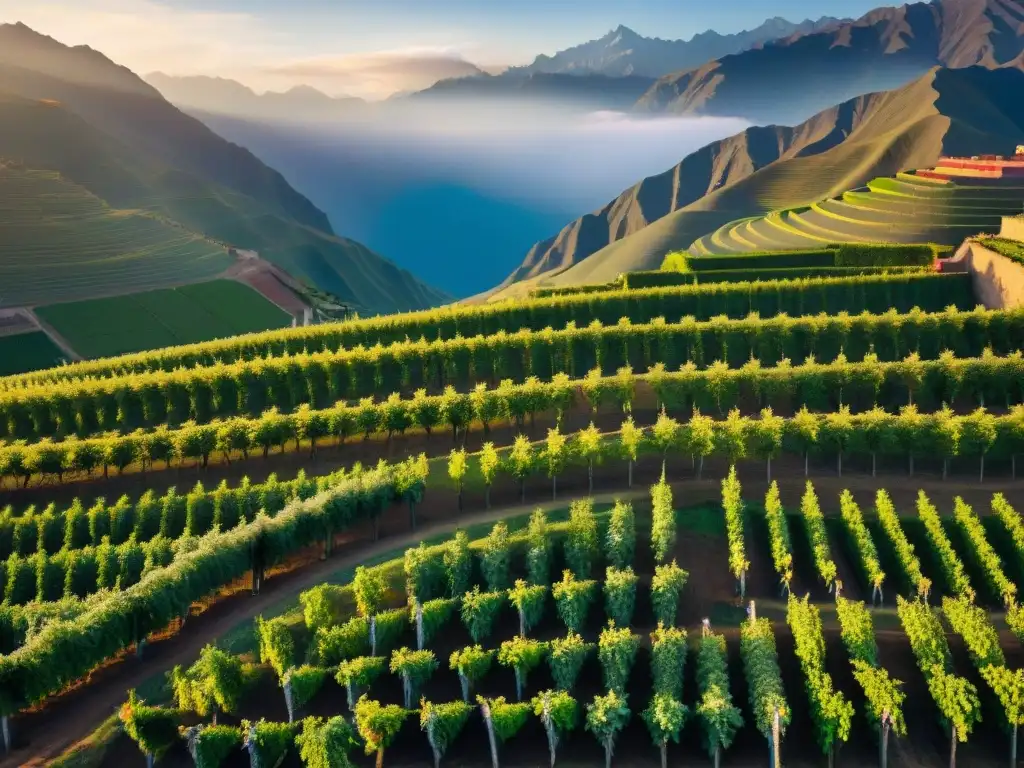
[495,66,1024,297]
[0,24,447,319]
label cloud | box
[265,48,486,99]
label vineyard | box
[0,239,1023,767]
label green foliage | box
[353,566,388,618]
[420,699,472,767]
[604,501,635,570]
[952,497,1016,607]
[284,666,328,714]
[874,490,930,601]
[296,715,357,768]
[460,587,504,643]
[525,509,551,586]
[926,666,981,742]
[170,644,248,718]
[481,521,512,592]
[353,696,410,760]
[316,616,370,665]
[585,690,631,764]
[851,660,907,736]
[650,561,688,627]
[373,608,409,658]
[942,596,1006,669]
[598,624,640,694]
[256,615,295,679]
[405,542,446,603]
[763,482,793,594]
[449,646,495,702]
[390,648,438,708]
[838,490,885,602]
[443,530,473,598]
[642,693,688,749]
[916,492,973,600]
[479,695,531,743]
[650,476,675,564]
[651,623,687,699]
[508,580,547,636]
[979,665,1024,728]
[695,632,743,759]
[603,566,638,627]
[120,690,180,759]
[801,481,838,590]
[722,467,748,588]
[565,499,599,579]
[739,617,790,737]
[835,597,878,666]
[548,631,594,692]
[183,724,241,768]
[336,656,386,709]
[552,570,597,633]
[416,597,459,649]
[499,636,548,700]
[242,719,297,768]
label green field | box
[691,172,1024,255]
[35,280,292,359]
[0,332,68,375]
[0,168,234,308]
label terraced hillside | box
[0,166,232,307]
[693,172,1024,254]
[3,242,1024,768]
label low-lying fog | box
[194,102,749,296]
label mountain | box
[508,16,847,79]
[0,23,448,315]
[400,71,656,111]
[496,65,1024,294]
[145,73,366,123]
[636,0,1024,126]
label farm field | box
[34,280,293,359]
[691,173,1024,255]
[3,241,1024,768]
[0,167,233,308]
[0,332,67,376]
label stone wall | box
[963,241,1024,309]
[999,216,1024,243]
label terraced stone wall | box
[964,241,1024,309]
[999,216,1024,242]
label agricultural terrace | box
[691,171,1024,255]
[35,280,293,360]
[0,241,1023,767]
[0,168,232,308]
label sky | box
[0,0,893,99]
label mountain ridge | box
[496,65,1024,296]
[635,0,1024,125]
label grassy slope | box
[35,280,292,359]
[0,332,67,375]
[0,28,449,317]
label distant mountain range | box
[145,73,366,123]
[636,0,1024,125]
[0,22,448,314]
[507,16,847,78]
[496,64,1024,296]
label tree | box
[420,699,472,768]
[695,632,743,768]
[961,408,997,483]
[481,521,512,591]
[282,666,328,724]
[242,719,296,768]
[650,561,688,626]
[526,509,551,586]
[336,656,387,710]
[353,696,409,768]
[295,715,356,768]
[508,580,547,637]
[413,597,458,650]
[850,660,906,768]
[787,406,820,477]
[499,636,548,701]
[605,501,635,570]
[683,409,716,480]
[652,409,680,476]
[449,645,495,703]
[448,449,468,512]
[120,690,180,768]
[618,417,643,488]
[565,499,599,579]
[651,623,687,699]
[575,422,604,495]
[543,427,569,500]
[979,664,1024,768]
[170,645,249,724]
[532,690,578,768]
[751,408,784,482]
[926,666,981,768]
[548,631,594,691]
[444,530,473,598]
[604,567,638,627]
[586,690,631,768]
[643,694,688,768]
[650,476,675,563]
[507,435,534,503]
[479,442,500,509]
[390,648,438,708]
[598,624,640,694]
[478,696,531,768]
[461,587,504,643]
[255,615,294,680]
[354,566,388,620]
[552,570,597,633]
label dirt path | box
[1,487,655,768]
